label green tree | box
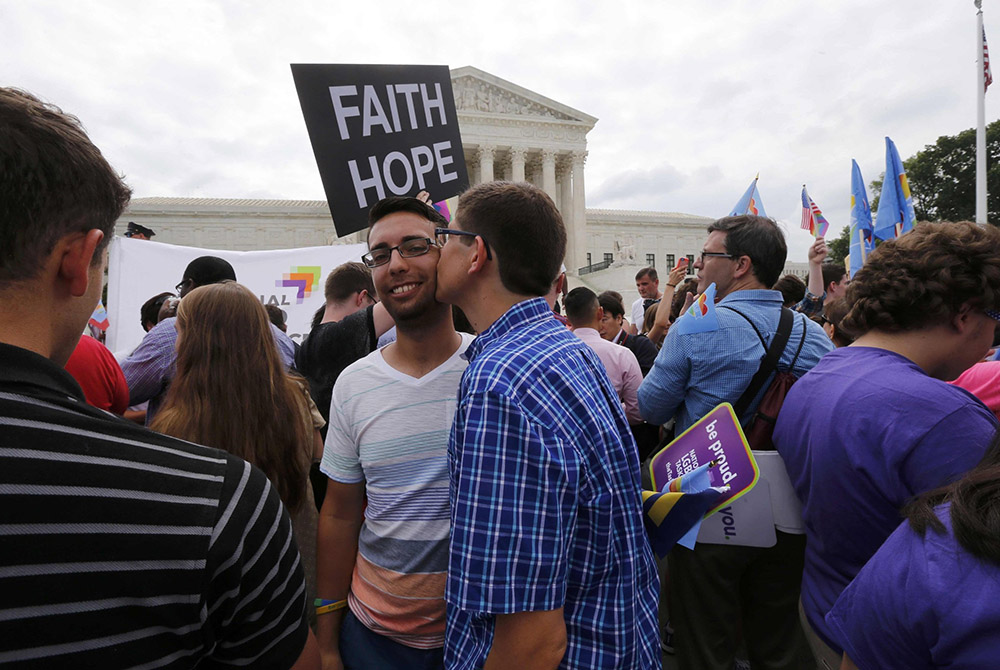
[828,225,851,265]
[870,120,1000,223]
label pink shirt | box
[950,361,1000,421]
[574,327,643,424]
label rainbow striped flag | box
[642,461,728,556]
[432,196,460,223]
[800,186,830,238]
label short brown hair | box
[0,88,131,286]
[842,221,1000,336]
[456,182,566,296]
[635,267,658,282]
[324,261,374,303]
[707,215,786,288]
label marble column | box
[510,146,526,183]
[541,149,557,201]
[477,145,495,183]
[570,151,588,274]
[558,162,573,231]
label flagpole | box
[858,229,867,263]
[977,0,988,224]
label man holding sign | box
[638,215,831,670]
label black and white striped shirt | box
[0,343,308,668]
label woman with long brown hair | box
[151,281,323,616]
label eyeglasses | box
[699,251,734,264]
[434,227,493,260]
[361,237,438,268]
[175,278,191,293]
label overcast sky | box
[8,0,998,261]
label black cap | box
[125,221,155,237]
[181,256,237,287]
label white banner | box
[106,237,367,357]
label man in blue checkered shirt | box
[435,182,661,670]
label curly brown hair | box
[842,221,1000,336]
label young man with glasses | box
[434,181,660,670]
[317,196,471,670]
[121,256,295,424]
[773,221,1000,669]
[638,215,833,670]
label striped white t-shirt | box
[322,333,472,650]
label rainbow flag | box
[800,186,830,238]
[728,175,767,218]
[642,461,728,556]
[88,301,109,331]
[433,196,460,223]
[670,282,719,335]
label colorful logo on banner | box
[275,266,322,303]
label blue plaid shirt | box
[445,298,660,670]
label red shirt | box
[64,335,129,415]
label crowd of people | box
[5,85,1000,670]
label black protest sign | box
[292,64,469,238]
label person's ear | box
[732,255,753,280]
[467,236,490,276]
[58,229,104,297]
[596,306,605,322]
[953,302,975,334]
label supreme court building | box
[117,66,806,293]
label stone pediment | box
[450,66,597,127]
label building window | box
[646,254,655,268]
[586,253,592,267]
[666,254,675,269]
[686,254,694,267]
[604,252,614,265]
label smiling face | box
[368,211,442,325]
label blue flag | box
[849,159,875,278]
[670,283,719,335]
[873,137,916,241]
[729,176,767,218]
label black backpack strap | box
[732,307,794,418]
[788,313,808,370]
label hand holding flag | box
[642,460,729,556]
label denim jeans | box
[339,609,444,670]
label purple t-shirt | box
[827,505,1000,669]
[773,347,996,652]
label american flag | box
[985,27,993,93]
[800,186,830,239]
